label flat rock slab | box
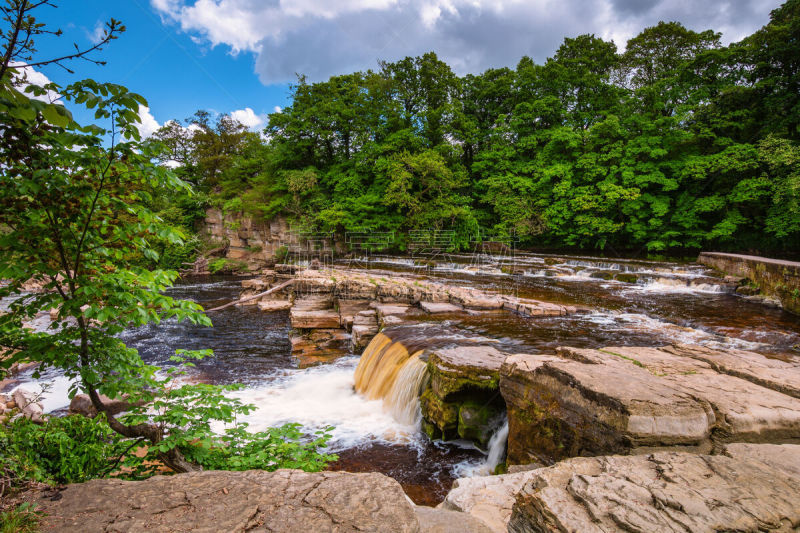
[500,352,712,464]
[604,346,800,443]
[257,299,292,312]
[38,470,420,533]
[415,507,493,533]
[420,301,463,314]
[290,309,341,329]
[508,452,800,533]
[663,343,800,399]
[725,442,800,477]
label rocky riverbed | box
[8,252,800,531]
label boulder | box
[37,470,421,533]
[507,452,800,533]
[69,394,141,418]
[12,388,43,423]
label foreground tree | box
[0,1,334,474]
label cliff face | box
[201,208,291,268]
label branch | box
[205,279,294,312]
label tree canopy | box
[180,0,800,254]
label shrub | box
[0,415,128,488]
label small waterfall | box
[461,419,509,476]
[485,420,509,472]
[354,332,429,426]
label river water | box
[7,252,800,505]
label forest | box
[152,0,800,256]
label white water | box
[222,357,422,450]
[459,420,509,476]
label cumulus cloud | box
[10,62,61,103]
[230,107,267,129]
[152,0,782,84]
[137,106,162,138]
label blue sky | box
[27,0,784,136]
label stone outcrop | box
[501,344,800,465]
[507,451,800,533]
[37,469,421,533]
[698,251,800,314]
[421,345,509,445]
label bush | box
[208,258,248,274]
[0,415,128,488]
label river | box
[7,252,800,505]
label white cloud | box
[10,62,60,103]
[137,106,162,138]
[273,106,282,113]
[86,20,106,44]
[153,0,782,84]
[230,107,267,129]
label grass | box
[600,349,645,368]
[0,503,42,533]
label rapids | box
[5,253,800,505]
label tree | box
[0,1,334,474]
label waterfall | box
[354,332,429,426]
[485,420,509,472]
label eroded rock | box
[508,452,800,533]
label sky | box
[25,0,784,137]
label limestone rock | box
[663,343,800,399]
[38,470,420,533]
[351,310,380,352]
[500,352,712,464]
[508,452,800,533]
[291,329,351,367]
[290,309,341,329]
[338,299,372,330]
[257,299,292,312]
[724,442,800,477]
[441,471,542,533]
[415,506,492,533]
[605,345,800,444]
[420,301,463,314]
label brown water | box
[13,254,800,505]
